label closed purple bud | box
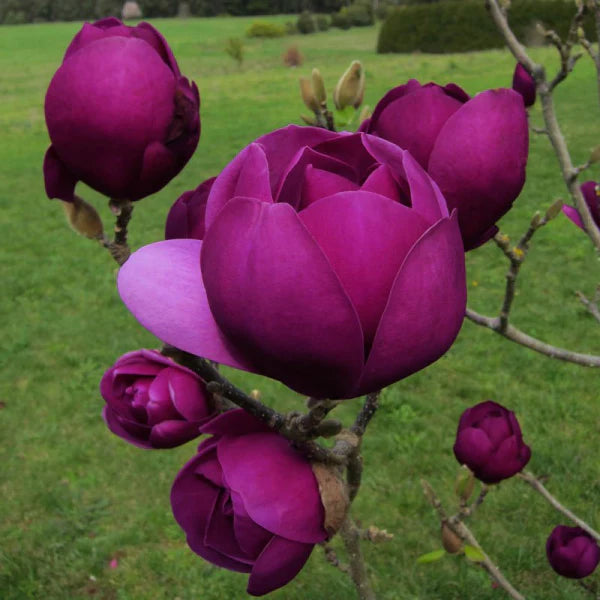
[546,526,600,579]
[171,409,328,595]
[44,18,200,204]
[453,400,531,484]
[512,63,536,107]
[165,177,216,240]
[361,79,529,250]
[100,349,215,449]
[562,181,600,231]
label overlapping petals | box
[562,181,600,231]
[44,18,200,203]
[171,410,327,596]
[546,526,600,579]
[119,125,467,399]
[360,79,529,250]
[453,400,531,484]
[101,349,215,448]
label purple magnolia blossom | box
[512,63,536,108]
[171,409,327,596]
[44,17,200,203]
[562,181,600,230]
[100,349,214,449]
[546,526,600,579]
[453,400,531,484]
[118,125,467,399]
[359,79,529,250]
[165,177,216,240]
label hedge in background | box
[377,0,596,54]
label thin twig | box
[321,542,350,574]
[351,391,381,436]
[461,485,490,519]
[486,0,600,251]
[422,480,526,600]
[576,288,600,324]
[465,308,600,367]
[339,516,376,600]
[518,472,600,542]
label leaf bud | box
[299,77,319,113]
[311,68,327,105]
[545,198,563,221]
[441,522,463,554]
[333,60,365,110]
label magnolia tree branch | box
[576,287,600,323]
[486,0,600,251]
[105,199,134,266]
[518,472,600,542]
[339,516,376,600]
[422,480,526,600]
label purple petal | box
[512,63,536,108]
[43,146,77,202]
[131,141,177,200]
[165,177,215,240]
[171,454,252,572]
[365,79,424,131]
[134,21,180,74]
[428,89,528,250]
[480,415,512,447]
[371,84,463,167]
[457,400,508,430]
[360,164,402,202]
[299,191,429,348]
[562,205,585,230]
[168,369,211,422]
[218,432,326,544]
[118,239,252,370]
[247,536,314,596]
[312,133,377,182]
[205,143,272,229]
[453,427,493,469]
[357,212,466,394]
[300,165,359,207]
[146,369,180,424]
[149,420,201,448]
[231,491,273,558]
[201,198,364,398]
[102,405,153,449]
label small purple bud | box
[512,63,536,107]
[546,525,600,579]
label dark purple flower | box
[512,63,536,108]
[165,177,216,240]
[100,349,214,449]
[546,525,600,579]
[562,181,600,231]
[453,400,531,484]
[171,409,327,596]
[44,17,200,203]
[359,79,529,250]
[118,125,467,399]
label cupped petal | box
[102,405,153,449]
[205,143,272,229]
[581,180,600,225]
[165,177,215,240]
[201,198,364,398]
[457,400,507,430]
[360,164,402,203]
[168,369,211,422]
[254,124,339,193]
[312,133,377,182]
[428,88,528,250]
[356,212,466,395]
[134,21,180,74]
[231,491,274,558]
[512,63,536,108]
[43,146,77,202]
[371,84,463,168]
[299,191,429,348]
[149,420,201,448]
[453,427,493,469]
[131,141,177,200]
[171,454,252,572]
[118,239,252,370]
[276,146,357,210]
[146,369,180,424]
[300,165,359,208]
[366,79,424,130]
[218,432,326,544]
[480,415,512,447]
[247,536,314,596]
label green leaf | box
[416,549,446,564]
[464,545,485,562]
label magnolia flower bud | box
[311,68,327,105]
[62,195,104,240]
[333,60,365,110]
[300,77,319,113]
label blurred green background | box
[1,16,599,600]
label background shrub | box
[246,20,286,37]
[377,0,596,54]
[296,10,316,34]
[316,14,330,31]
[331,10,351,29]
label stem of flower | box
[339,516,376,600]
[518,471,600,542]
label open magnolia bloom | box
[119,126,467,399]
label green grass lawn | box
[1,15,600,600]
